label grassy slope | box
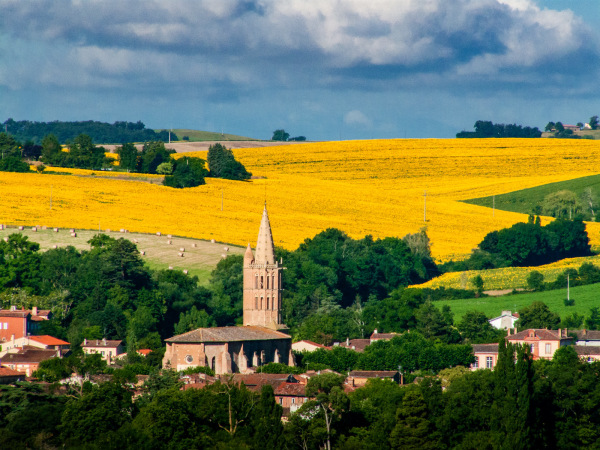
[462,173,600,215]
[169,129,258,142]
[0,228,244,285]
[435,283,599,321]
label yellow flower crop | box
[3,138,600,262]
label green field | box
[463,173,600,216]
[0,227,244,285]
[169,129,258,142]
[435,283,600,321]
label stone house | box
[471,343,499,370]
[82,338,125,364]
[506,328,572,360]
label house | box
[0,348,59,376]
[0,306,52,342]
[228,373,300,392]
[369,330,399,342]
[471,343,499,370]
[81,338,125,364]
[347,370,400,386]
[574,329,600,346]
[336,338,371,353]
[506,328,572,360]
[0,366,25,384]
[292,340,330,352]
[0,335,70,357]
[489,311,519,330]
[163,207,294,375]
[573,346,600,362]
[274,382,309,413]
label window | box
[545,343,552,354]
[292,398,295,404]
[260,276,264,288]
[279,398,283,405]
[185,355,194,364]
[255,274,258,289]
[255,296,258,309]
[267,275,270,289]
[473,357,479,368]
[267,297,270,310]
[530,344,534,353]
[486,357,493,369]
[261,297,264,309]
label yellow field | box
[411,255,600,291]
[3,138,600,261]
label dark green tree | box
[272,129,290,141]
[516,302,560,330]
[458,310,502,343]
[116,142,139,171]
[527,271,545,291]
[206,143,251,180]
[0,156,30,172]
[163,156,207,188]
[390,386,439,449]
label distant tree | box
[472,275,484,296]
[139,141,174,174]
[272,129,290,141]
[589,115,599,130]
[545,122,555,132]
[527,271,545,291]
[206,143,251,180]
[560,312,584,329]
[555,122,565,132]
[21,140,42,160]
[156,162,173,175]
[542,190,582,219]
[41,134,63,164]
[289,136,306,141]
[458,311,501,343]
[516,301,560,330]
[0,132,21,158]
[116,143,138,171]
[403,227,432,259]
[585,307,600,330]
[577,122,584,129]
[0,156,30,172]
[390,387,439,449]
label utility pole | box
[423,190,427,222]
[49,185,53,209]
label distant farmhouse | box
[163,206,294,374]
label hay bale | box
[192,243,197,248]
[221,254,227,259]
[32,227,37,232]
[105,229,111,233]
[42,226,47,230]
[156,232,162,236]
[167,240,172,245]
[133,239,138,243]
[177,252,184,257]
[71,232,77,237]
[3,237,8,242]
[120,228,125,233]
[70,228,75,233]
[224,246,229,252]
[168,266,173,270]
[18,226,24,230]
[167,234,172,238]
[140,250,145,255]
[52,245,57,249]
[54,227,59,232]
[183,270,188,275]
[211,239,216,244]
[179,247,185,252]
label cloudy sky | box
[1,0,599,139]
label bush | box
[0,156,30,172]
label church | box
[162,206,294,374]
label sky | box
[1,0,599,140]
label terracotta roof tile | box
[166,326,291,343]
[338,339,370,352]
[28,335,70,346]
[0,366,24,377]
[82,339,123,348]
[0,348,58,364]
[574,346,600,356]
[349,371,398,378]
[293,340,330,349]
[0,311,29,318]
[506,329,571,341]
[575,330,600,341]
[275,382,307,396]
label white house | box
[489,311,519,330]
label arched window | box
[267,297,270,310]
[260,296,264,310]
[254,274,258,289]
[272,274,275,289]
[260,275,264,289]
[254,296,258,309]
[267,274,270,289]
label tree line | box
[2,118,175,145]
[2,342,600,449]
[456,120,542,138]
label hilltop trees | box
[457,121,541,138]
[207,143,251,180]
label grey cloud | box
[0,0,598,95]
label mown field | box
[0,227,244,285]
[2,138,600,264]
[435,282,600,322]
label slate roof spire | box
[255,204,275,264]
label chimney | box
[83,338,87,345]
[507,328,511,337]
[558,328,561,337]
[564,328,568,337]
[102,337,106,345]
[32,306,37,316]
[346,337,349,346]
[10,305,16,311]
[584,329,588,336]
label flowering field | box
[412,255,600,291]
[3,138,600,263]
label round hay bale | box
[192,243,197,248]
[178,252,184,257]
[32,227,37,232]
[120,228,125,233]
[54,227,59,232]
[223,246,229,252]
[42,226,47,230]
[211,239,216,244]
[167,240,172,245]
[70,228,75,233]
[18,226,24,230]
[140,250,145,255]
[133,239,138,243]
[71,232,77,237]
[168,266,173,270]
[156,232,162,236]
[3,237,9,242]
[167,234,172,239]
[179,247,185,252]
[52,245,57,249]
[221,254,227,259]
[183,270,188,275]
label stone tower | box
[243,205,284,329]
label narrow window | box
[530,344,534,353]
[272,274,275,289]
[267,274,270,289]
[545,343,551,354]
[292,398,295,404]
[254,274,258,289]
[473,357,479,368]
[255,296,258,309]
[260,276,264,289]
[486,357,493,369]
[267,297,270,310]
[261,297,264,310]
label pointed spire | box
[244,242,254,265]
[255,205,275,264]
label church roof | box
[165,325,291,343]
[254,205,275,264]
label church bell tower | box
[243,205,284,329]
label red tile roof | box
[275,382,307,397]
[0,348,58,364]
[507,329,571,341]
[575,330,600,341]
[0,311,29,318]
[574,346,600,356]
[82,339,123,348]
[349,371,399,379]
[0,366,24,377]
[166,326,291,343]
[137,349,153,356]
[338,339,371,352]
[28,335,70,346]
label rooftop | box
[28,335,70,346]
[0,366,24,377]
[472,343,500,353]
[82,339,123,348]
[349,370,399,378]
[165,325,291,343]
[0,348,58,364]
[275,382,307,397]
[507,329,572,341]
[574,346,600,356]
[337,339,371,353]
[575,330,600,340]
